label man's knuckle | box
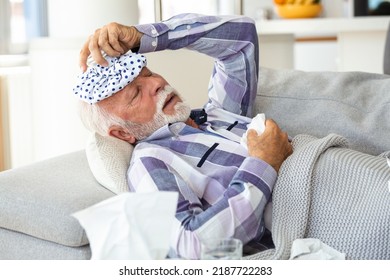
[93,28,101,35]
[108,35,119,45]
[107,22,120,31]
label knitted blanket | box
[246,134,390,260]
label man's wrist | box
[241,157,277,187]
[132,26,143,48]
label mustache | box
[156,85,179,110]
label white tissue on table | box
[73,191,178,260]
[289,238,346,260]
[240,113,266,150]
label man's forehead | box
[138,66,152,77]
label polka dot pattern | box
[73,53,147,104]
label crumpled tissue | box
[289,238,346,260]
[240,113,266,150]
[73,191,178,260]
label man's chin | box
[131,102,191,141]
[164,103,191,123]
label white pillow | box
[85,132,133,194]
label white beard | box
[124,85,191,141]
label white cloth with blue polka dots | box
[73,53,147,104]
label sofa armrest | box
[0,150,114,247]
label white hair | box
[77,101,126,137]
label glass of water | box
[201,238,243,260]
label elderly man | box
[74,13,292,259]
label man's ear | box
[108,125,136,144]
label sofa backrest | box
[384,21,390,74]
[256,67,390,156]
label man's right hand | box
[79,22,143,72]
[247,119,293,172]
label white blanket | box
[245,133,390,260]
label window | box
[138,0,240,23]
[0,0,47,54]
[10,0,26,45]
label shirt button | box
[151,29,157,35]
[152,41,157,47]
[186,25,191,30]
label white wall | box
[28,38,88,162]
[294,41,338,72]
[47,0,139,37]
[145,50,214,108]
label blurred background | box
[1,0,389,171]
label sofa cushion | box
[256,67,390,156]
[0,151,114,247]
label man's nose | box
[146,76,166,96]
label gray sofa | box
[0,67,389,260]
[0,151,113,259]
